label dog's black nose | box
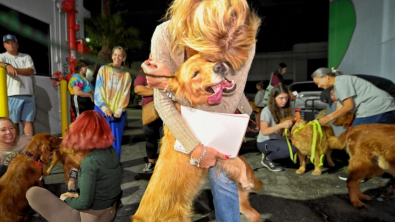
[213,63,225,74]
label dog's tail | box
[327,130,349,150]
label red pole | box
[62,0,80,81]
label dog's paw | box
[358,194,371,201]
[239,181,254,190]
[351,200,366,208]
[312,170,322,175]
[296,169,305,174]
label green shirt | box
[65,147,121,210]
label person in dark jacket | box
[26,110,121,222]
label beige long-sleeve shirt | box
[151,21,254,154]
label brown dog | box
[0,133,62,222]
[46,124,89,191]
[289,119,336,175]
[332,112,355,129]
[328,123,395,207]
[132,54,263,222]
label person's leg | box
[142,118,162,172]
[208,166,241,222]
[20,95,36,135]
[80,203,117,222]
[111,112,126,160]
[26,186,80,222]
[351,111,393,126]
[7,96,23,135]
[257,139,295,171]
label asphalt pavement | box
[33,107,395,222]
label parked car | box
[289,81,326,121]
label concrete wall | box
[331,0,395,82]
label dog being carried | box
[132,54,263,222]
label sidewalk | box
[34,107,395,222]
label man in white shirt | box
[0,34,36,135]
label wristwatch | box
[4,62,10,67]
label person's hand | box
[319,116,330,125]
[89,93,94,102]
[60,192,79,201]
[6,64,17,76]
[190,144,230,169]
[281,120,293,129]
[114,113,121,118]
[104,110,112,118]
[141,59,171,89]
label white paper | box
[174,106,250,158]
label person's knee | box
[26,186,41,205]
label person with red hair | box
[26,110,122,222]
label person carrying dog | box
[26,110,122,222]
[141,0,261,221]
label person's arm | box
[64,158,96,210]
[260,121,291,135]
[114,73,132,117]
[94,67,111,117]
[73,86,94,100]
[319,97,354,125]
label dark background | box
[0,0,329,75]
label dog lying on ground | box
[282,116,336,175]
[328,123,395,208]
[0,133,62,222]
[132,54,263,222]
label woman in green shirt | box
[26,111,121,222]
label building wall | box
[329,0,395,82]
[1,0,90,134]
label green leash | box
[285,128,297,164]
[289,120,325,166]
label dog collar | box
[22,150,41,166]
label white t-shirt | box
[0,52,36,96]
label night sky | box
[0,0,329,74]
[85,0,329,61]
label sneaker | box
[261,154,283,172]
[339,172,365,183]
[143,162,155,173]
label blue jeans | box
[352,111,394,126]
[257,138,297,161]
[208,166,240,222]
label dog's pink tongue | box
[208,83,224,104]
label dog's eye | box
[193,71,199,78]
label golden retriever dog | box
[285,118,336,175]
[332,112,355,129]
[0,133,62,222]
[328,123,395,208]
[132,54,263,222]
[46,124,89,191]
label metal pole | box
[60,79,68,137]
[0,67,8,117]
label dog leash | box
[144,73,175,78]
[284,128,297,164]
[234,110,260,133]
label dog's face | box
[170,54,236,106]
[26,133,62,164]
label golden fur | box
[46,124,89,190]
[0,133,62,222]
[332,112,355,129]
[132,54,263,222]
[328,123,395,207]
[284,118,336,175]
